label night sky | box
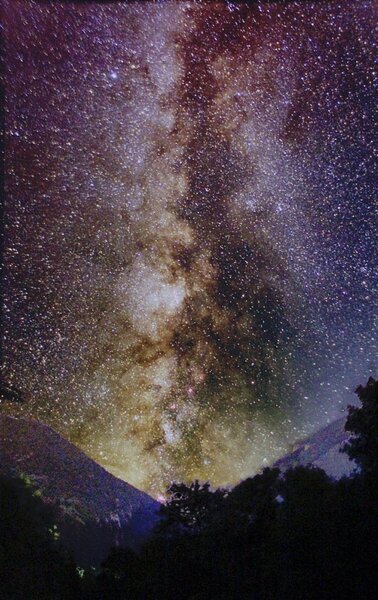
[3,0,377,497]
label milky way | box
[3,1,377,496]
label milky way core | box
[3,1,377,496]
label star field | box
[3,1,377,496]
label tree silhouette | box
[343,377,378,479]
[82,377,378,599]
[0,473,79,600]
[156,480,226,536]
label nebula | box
[3,1,377,496]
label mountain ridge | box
[0,414,160,567]
[0,412,356,566]
[273,416,355,478]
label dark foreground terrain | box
[0,415,160,567]
[1,378,377,599]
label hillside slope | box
[273,417,355,478]
[0,415,160,567]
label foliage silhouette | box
[342,376,378,479]
[0,473,79,600]
[2,377,378,599]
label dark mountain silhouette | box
[0,414,160,567]
[273,417,355,478]
[0,412,356,569]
